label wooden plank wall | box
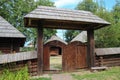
[0,51,37,64]
[43,45,50,70]
[0,38,21,53]
[63,43,76,71]
[0,59,38,76]
[95,55,120,67]
[63,42,87,71]
[28,59,38,76]
[76,44,87,69]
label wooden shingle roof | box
[0,16,26,38]
[95,48,120,56]
[71,31,87,43]
[24,6,110,30]
[45,35,67,45]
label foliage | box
[0,51,2,54]
[20,47,35,52]
[65,0,97,43]
[44,29,57,42]
[94,0,120,48]
[76,0,98,13]
[76,0,120,48]
[0,67,29,80]
[72,67,120,80]
[0,0,57,47]
[64,30,80,42]
[112,0,120,23]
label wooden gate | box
[43,41,67,71]
[75,45,87,69]
[63,42,87,71]
[43,45,50,70]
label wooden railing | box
[0,51,37,64]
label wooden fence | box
[95,56,120,67]
[0,51,37,64]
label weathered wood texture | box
[24,6,110,30]
[87,30,95,68]
[0,51,37,64]
[0,16,26,38]
[37,26,43,75]
[71,31,87,43]
[0,59,38,76]
[24,6,110,75]
[63,42,87,71]
[43,45,49,70]
[0,16,25,53]
[95,48,120,67]
[95,55,120,67]
[95,48,120,55]
[0,38,25,53]
[28,59,38,76]
[43,40,67,70]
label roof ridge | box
[71,31,87,43]
[45,35,67,45]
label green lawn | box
[0,63,119,80]
[30,77,51,80]
[72,67,120,80]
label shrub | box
[0,67,29,80]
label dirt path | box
[51,74,74,80]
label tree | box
[76,0,98,13]
[65,0,98,43]
[76,0,120,48]
[64,30,80,42]
[95,0,120,48]
[112,0,120,23]
[0,0,57,47]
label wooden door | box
[75,45,87,69]
[63,44,76,71]
[43,46,50,70]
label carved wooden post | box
[37,23,43,75]
[87,29,95,68]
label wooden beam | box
[87,29,95,68]
[37,22,43,75]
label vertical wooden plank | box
[43,45,50,70]
[76,44,87,69]
[87,29,95,68]
[37,23,43,75]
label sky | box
[51,0,116,10]
[50,0,116,39]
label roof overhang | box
[24,18,110,30]
[24,6,110,30]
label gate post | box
[37,23,43,75]
[87,29,95,68]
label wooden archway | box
[24,6,110,75]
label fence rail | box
[0,51,37,64]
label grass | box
[30,77,51,80]
[0,67,29,80]
[50,56,62,70]
[72,67,120,80]
[0,66,51,80]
